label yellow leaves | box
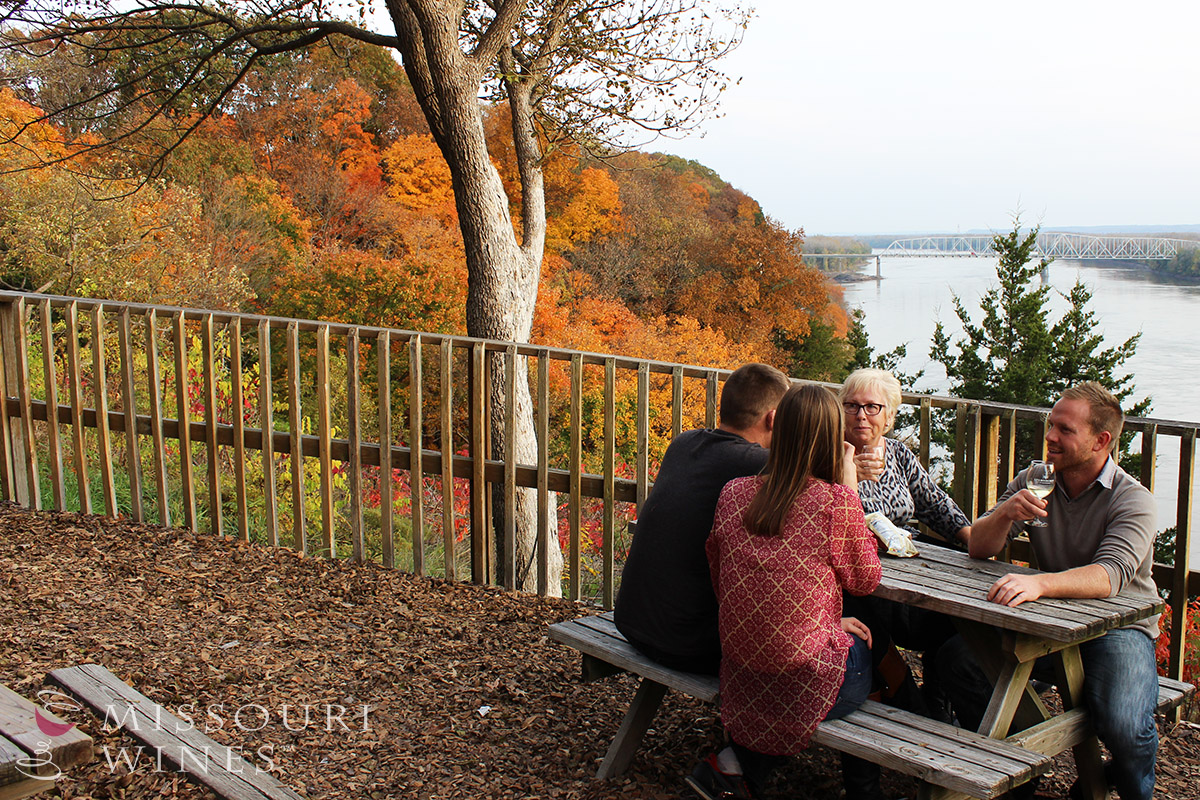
[383,135,456,220]
[544,167,622,255]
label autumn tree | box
[1,1,748,593]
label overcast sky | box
[653,0,1200,236]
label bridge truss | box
[883,233,1198,260]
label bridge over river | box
[809,232,1199,276]
[883,232,1197,260]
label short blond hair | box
[1061,381,1124,450]
[839,368,902,417]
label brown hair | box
[718,363,791,431]
[1061,381,1124,451]
[743,384,845,537]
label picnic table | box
[871,543,1172,800]
[0,683,93,800]
[550,542,1192,800]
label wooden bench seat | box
[48,664,303,800]
[0,683,93,800]
[549,612,1192,800]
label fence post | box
[1169,429,1195,721]
[568,353,583,601]
[40,299,66,510]
[173,312,197,531]
[469,341,488,584]
[65,302,91,515]
[0,300,24,504]
[90,306,118,517]
[117,307,143,523]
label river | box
[841,255,1200,570]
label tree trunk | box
[391,0,563,595]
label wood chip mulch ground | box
[2,502,1197,799]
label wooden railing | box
[0,290,1195,685]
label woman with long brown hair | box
[688,384,884,800]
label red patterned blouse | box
[706,475,881,755]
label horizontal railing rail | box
[0,290,1195,690]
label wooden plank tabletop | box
[874,544,1163,644]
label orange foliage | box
[267,245,466,334]
[383,134,456,220]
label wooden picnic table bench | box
[0,682,93,800]
[551,544,1194,800]
[49,664,304,800]
[550,612,1051,800]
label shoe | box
[686,753,754,800]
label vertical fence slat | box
[258,320,278,547]
[286,321,305,553]
[964,404,981,519]
[316,325,334,557]
[90,306,117,517]
[704,370,718,429]
[229,319,249,541]
[469,341,487,584]
[568,353,583,601]
[348,329,363,563]
[537,349,550,596]
[1139,423,1157,493]
[145,311,169,527]
[1000,408,1018,488]
[503,345,517,591]
[201,314,221,536]
[379,331,394,568]
[952,402,967,511]
[40,299,65,510]
[1169,430,1195,688]
[173,312,197,531]
[117,308,143,522]
[671,365,683,438]
[64,302,91,514]
[438,338,454,581]
[603,357,616,609]
[408,335,424,576]
[981,412,1000,513]
[0,302,13,502]
[919,397,931,471]
[5,299,37,507]
[636,362,649,510]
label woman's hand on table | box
[841,616,872,648]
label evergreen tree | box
[930,223,1054,406]
[930,218,1149,470]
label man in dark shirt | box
[614,362,790,676]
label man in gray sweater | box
[938,382,1159,800]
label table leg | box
[956,620,1050,736]
[1052,646,1107,800]
[595,677,668,779]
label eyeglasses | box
[843,402,885,417]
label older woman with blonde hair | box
[838,367,970,723]
[839,368,970,547]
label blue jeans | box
[826,634,872,720]
[732,636,875,798]
[937,628,1158,800]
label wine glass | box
[1025,460,1055,527]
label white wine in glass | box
[1026,460,1055,527]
